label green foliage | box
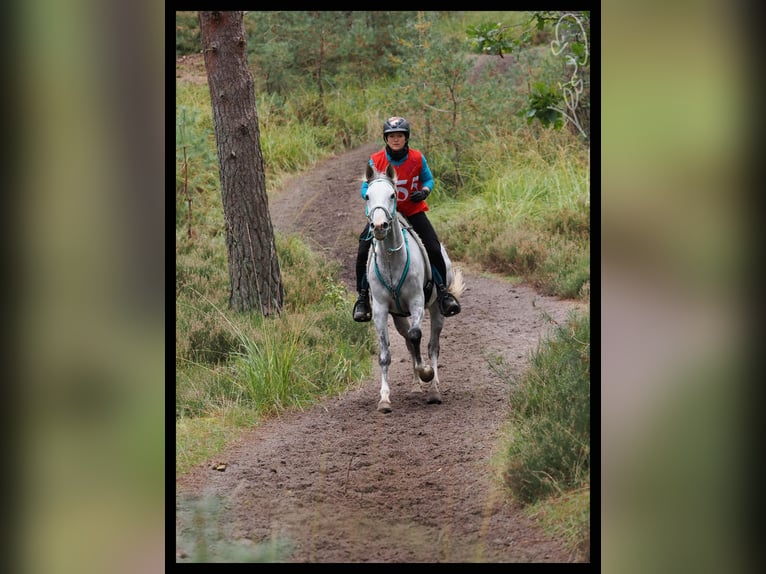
[465,11,590,138]
[501,311,590,503]
[525,82,565,129]
[391,14,477,193]
[537,243,590,299]
[176,11,201,55]
[175,87,222,239]
[243,11,416,96]
[538,209,590,298]
[466,21,516,57]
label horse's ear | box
[386,163,397,181]
[365,163,374,182]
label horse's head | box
[364,163,398,241]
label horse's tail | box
[450,266,466,298]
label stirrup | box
[353,298,371,322]
[438,292,461,317]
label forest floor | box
[175,54,589,563]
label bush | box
[503,311,590,502]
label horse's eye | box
[363,194,368,201]
[390,193,395,200]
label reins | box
[366,177,411,314]
[373,228,411,315]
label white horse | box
[363,163,465,413]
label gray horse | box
[363,163,465,413]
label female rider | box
[353,116,461,322]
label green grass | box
[176,493,295,562]
[504,311,590,501]
[176,410,255,476]
[526,487,590,561]
[431,127,590,299]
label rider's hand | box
[409,188,430,203]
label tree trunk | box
[199,11,283,315]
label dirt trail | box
[175,54,587,563]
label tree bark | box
[199,11,283,315]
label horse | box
[362,163,465,413]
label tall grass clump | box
[229,317,318,415]
[501,310,590,502]
[227,309,370,417]
[432,127,589,298]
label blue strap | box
[431,265,444,286]
[373,229,410,315]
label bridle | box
[366,178,404,253]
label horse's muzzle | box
[372,222,389,240]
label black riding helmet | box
[382,116,410,141]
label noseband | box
[367,204,395,226]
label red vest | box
[371,149,429,217]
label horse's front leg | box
[392,315,421,391]
[372,301,393,413]
[404,301,434,384]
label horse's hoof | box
[426,391,442,404]
[419,366,434,382]
[377,401,392,413]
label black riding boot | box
[436,283,461,317]
[353,288,371,322]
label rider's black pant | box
[355,212,447,293]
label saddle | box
[396,213,435,303]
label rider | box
[352,116,461,322]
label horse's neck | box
[375,218,406,262]
[394,215,431,282]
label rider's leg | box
[407,213,461,317]
[353,224,373,322]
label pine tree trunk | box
[199,11,283,314]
